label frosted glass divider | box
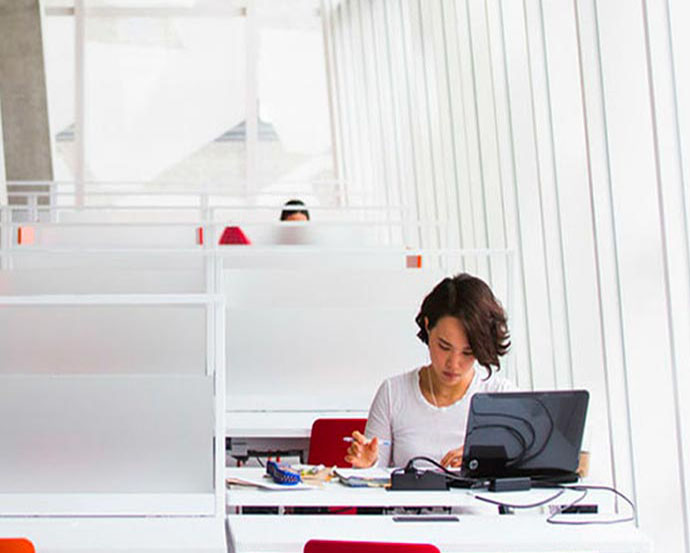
[0,293,223,305]
[0,291,226,518]
[0,294,220,374]
[223,247,514,411]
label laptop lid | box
[461,390,589,480]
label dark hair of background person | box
[280,199,310,221]
[414,273,511,377]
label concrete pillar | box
[0,0,53,180]
[0,0,53,219]
[0,93,6,206]
[0,94,8,269]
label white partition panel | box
[0,268,206,294]
[0,289,223,518]
[0,375,214,515]
[18,223,201,249]
[232,222,395,248]
[2,251,208,272]
[225,268,441,411]
[0,305,206,374]
[225,257,512,412]
[221,247,411,271]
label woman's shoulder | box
[382,367,421,386]
[378,367,423,396]
[474,368,517,393]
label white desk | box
[227,467,472,509]
[225,411,367,461]
[226,411,368,438]
[226,514,651,553]
[0,517,225,553]
[226,468,590,510]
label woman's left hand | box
[441,446,464,468]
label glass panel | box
[0,305,207,374]
[0,266,206,294]
[255,1,335,195]
[0,375,213,493]
[43,8,75,181]
[225,268,443,410]
[83,2,246,185]
[43,8,76,182]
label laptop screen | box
[461,390,589,480]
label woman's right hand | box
[344,430,379,468]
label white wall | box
[324,0,690,551]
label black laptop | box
[460,390,589,483]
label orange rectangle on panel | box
[406,254,422,269]
[196,226,204,245]
[17,226,35,245]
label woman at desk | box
[346,273,514,469]
[280,199,310,221]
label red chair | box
[308,418,367,468]
[0,539,35,553]
[305,540,440,553]
[305,418,368,515]
[218,226,251,245]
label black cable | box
[469,404,537,456]
[478,479,637,525]
[546,484,636,526]
[404,457,636,525]
[403,456,449,473]
[465,423,529,467]
[473,488,566,509]
[468,396,555,466]
[403,455,467,477]
[401,456,483,488]
[520,397,554,463]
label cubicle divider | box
[0,194,515,505]
[221,246,514,425]
[0,275,226,518]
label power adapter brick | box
[488,477,531,492]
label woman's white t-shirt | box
[365,366,515,467]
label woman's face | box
[284,212,308,222]
[426,316,476,388]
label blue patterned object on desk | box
[266,460,302,485]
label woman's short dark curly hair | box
[415,273,510,377]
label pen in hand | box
[342,436,392,446]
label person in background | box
[280,199,310,222]
[345,273,515,469]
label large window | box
[43,3,75,182]
[256,10,334,190]
[42,0,334,193]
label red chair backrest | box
[307,418,367,467]
[305,540,440,553]
[0,539,35,553]
[218,226,251,245]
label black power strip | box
[389,469,449,491]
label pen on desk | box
[342,436,392,446]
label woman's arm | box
[364,380,393,467]
[346,380,393,467]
